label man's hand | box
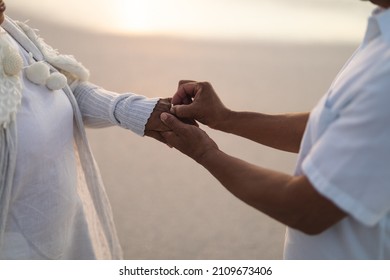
[171,81,230,129]
[160,115,345,235]
[144,98,172,143]
[160,112,219,163]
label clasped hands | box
[145,80,227,162]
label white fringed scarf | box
[15,20,90,83]
[0,17,122,259]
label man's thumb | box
[160,113,181,130]
[170,104,193,119]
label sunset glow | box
[8,0,374,43]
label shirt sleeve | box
[72,82,159,136]
[301,81,390,227]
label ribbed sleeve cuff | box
[113,95,159,136]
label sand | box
[7,9,357,259]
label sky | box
[7,0,375,43]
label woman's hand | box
[144,98,172,143]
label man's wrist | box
[210,109,234,131]
[195,146,220,166]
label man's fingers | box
[178,80,196,87]
[144,130,167,144]
[171,88,192,105]
[160,113,187,132]
[160,131,176,148]
[170,104,194,119]
[172,82,200,105]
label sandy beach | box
[7,9,358,259]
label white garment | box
[0,19,158,259]
[284,8,390,259]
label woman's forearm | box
[73,82,158,134]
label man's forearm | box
[197,148,345,234]
[213,111,309,153]
[160,112,345,234]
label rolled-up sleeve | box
[73,82,159,136]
